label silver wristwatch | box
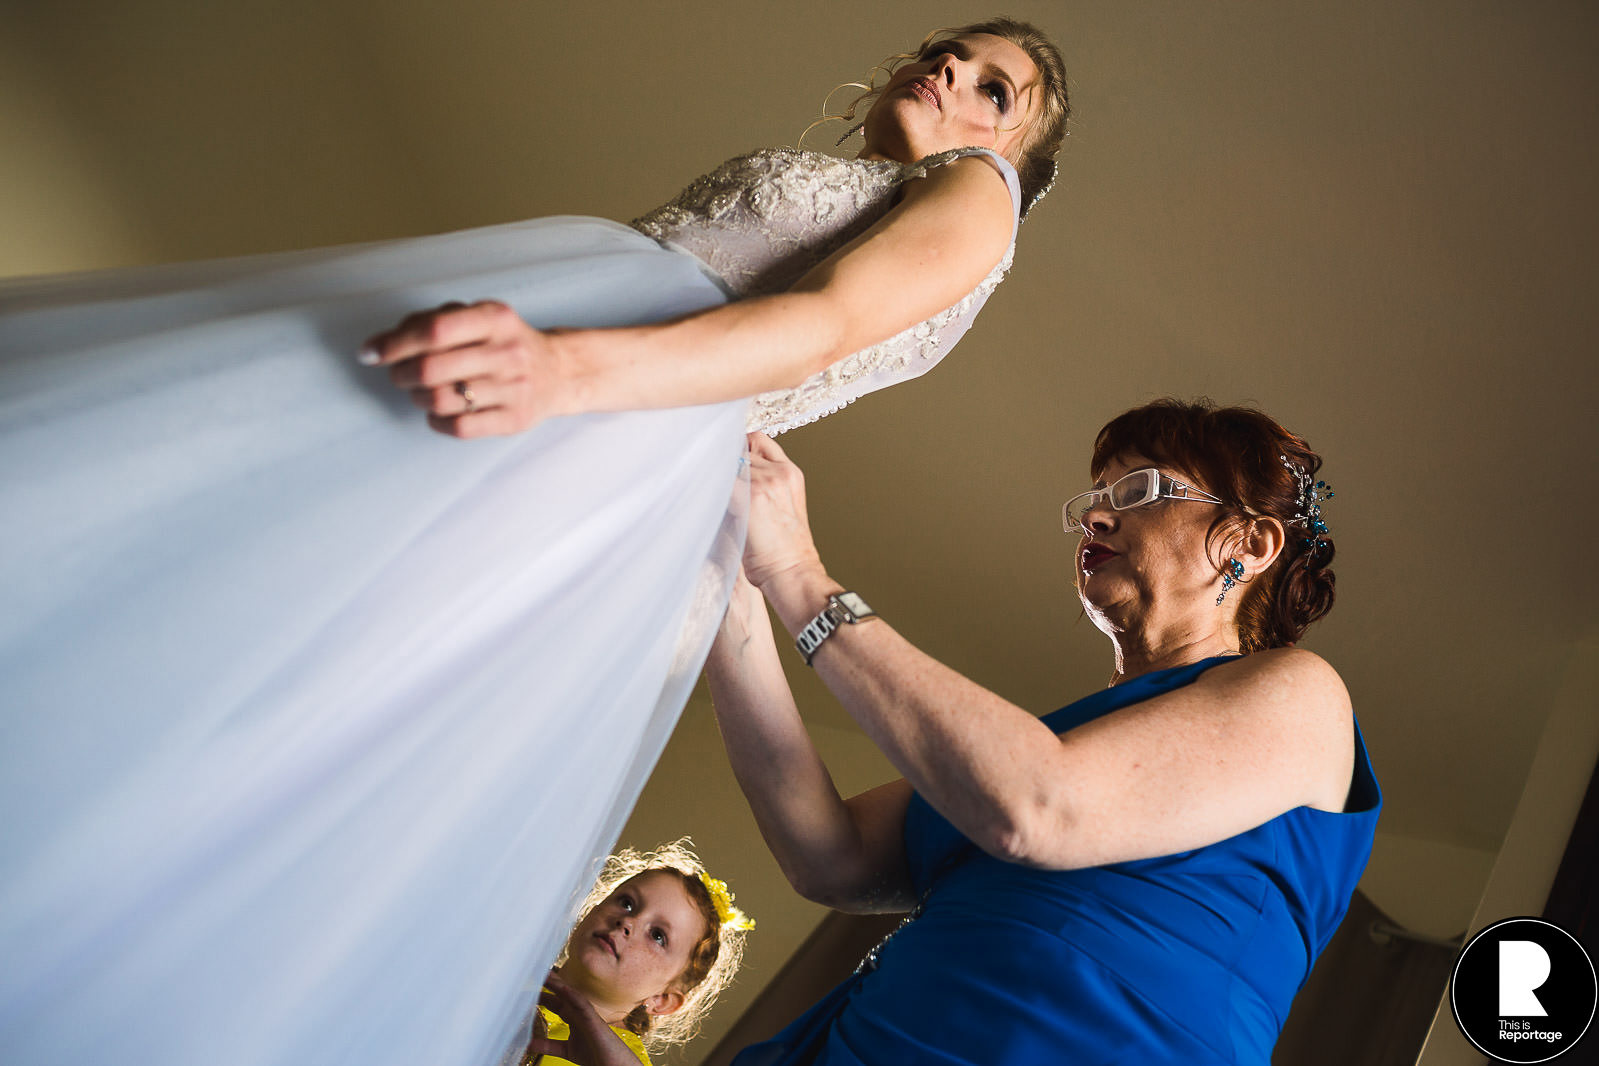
[795,591,877,666]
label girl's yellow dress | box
[530,1005,651,1066]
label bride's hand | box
[360,301,573,438]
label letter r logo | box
[1500,940,1552,1016]
[1451,916,1596,1060]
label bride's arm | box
[363,157,1014,437]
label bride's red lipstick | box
[910,77,942,110]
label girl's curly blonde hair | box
[560,839,751,1052]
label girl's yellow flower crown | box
[698,872,755,932]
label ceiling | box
[4,0,1596,857]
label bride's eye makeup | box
[918,41,1014,114]
[982,81,1011,111]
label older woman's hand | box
[360,301,574,438]
[743,432,825,590]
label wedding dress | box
[0,146,1020,1066]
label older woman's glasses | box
[1062,468,1224,533]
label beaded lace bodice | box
[630,146,1021,434]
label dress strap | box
[904,147,1023,239]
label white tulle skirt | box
[0,218,749,1066]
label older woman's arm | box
[743,434,1356,872]
[706,569,918,913]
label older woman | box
[707,399,1380,1064]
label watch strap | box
[795,592,876,666]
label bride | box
[0,18,1067,1066]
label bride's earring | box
[835,121,865,147]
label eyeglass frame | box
[1062,467,1227,534]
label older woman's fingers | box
[746,433,795,478]
[746,431,790,462]
[747,439,806,502]
[741,431,822,588]
[360,300,518,366]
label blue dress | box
[732,655,1382,1066]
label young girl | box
[522,841,753,1066]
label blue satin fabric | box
[733,655,1381,1066]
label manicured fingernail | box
[356,345,381,366]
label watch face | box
[836,592,873,618]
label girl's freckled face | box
[563,870,708,1014]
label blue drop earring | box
[1216,559,1245,605]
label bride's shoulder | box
[904,148,1020,203]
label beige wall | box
[1360,833,1496,941]
[0,29,145,276]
